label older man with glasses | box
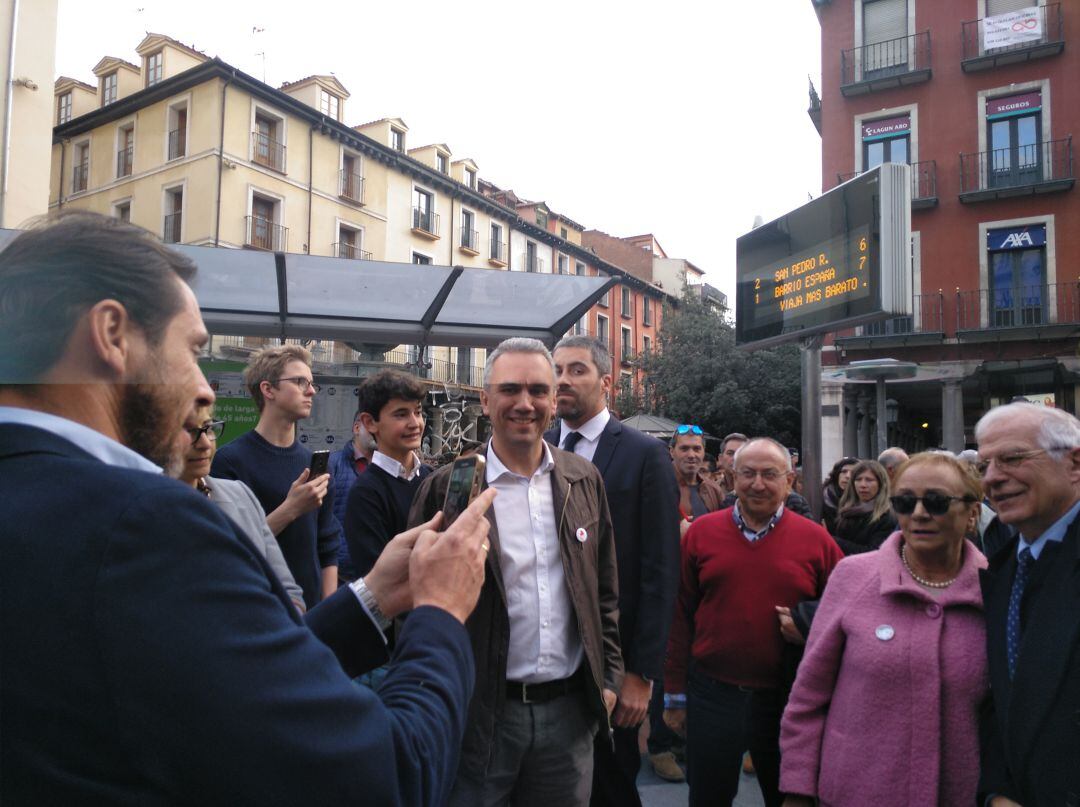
[975,402,1080,807]
[212,344,342,609]
[663,437,842,807]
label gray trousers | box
[449,690,599,807]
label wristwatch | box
[352,577,391,631]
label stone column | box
[941,380,965,452]
[857,391,871,459]
[843,386,859,457]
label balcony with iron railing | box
[835,292,946,350]
[168,128,186,161]
[959,137,1074,202]
[838,160,938,208]
[460,228,480,255]
[252,131,286,172]
[116,145,133,178]
[521,253,544,273]
[72,163,88,193]
[334,241,372,260]
[245,215,288,251]
[956,282,1080,341]
[489,238,506,266]
[383,348,485,388]
[339,170,365,204]
[163,211,182,244]
[962,3,1064,71]
[411,207,440,238]
[841,31,932,96]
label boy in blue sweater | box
[212,345,341,609]
[344,370,432,577]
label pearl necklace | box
[900,544,958,589]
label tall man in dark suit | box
[0,212,494,806]
[549,335,681,806]
[975,402,1080,807]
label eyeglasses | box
[890,493,975,516]
[973,448,1066,476]
[735,468,786,482]
[274,377,321,394]
[187,420,225,444]
[676,424,703,435]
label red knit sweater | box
[665,507,843,692]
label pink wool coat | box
[779,532,988,807]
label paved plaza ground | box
[637,759,766,807]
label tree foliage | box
[639,290,803,447]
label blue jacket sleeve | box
[94,485,472,807]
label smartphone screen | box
[309,450,330,477]
[442,456,484,527]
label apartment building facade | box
[811,0,1078,462]
[49,34,681,438]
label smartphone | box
[441,455,486,528]
[309,449,330,477]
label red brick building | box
[813,0,1078,455]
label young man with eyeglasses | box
[212,344,342,609]
[974,403,1080,807]
[663,437,841,807]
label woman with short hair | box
[779,452,988,806]
[174,406,306,612]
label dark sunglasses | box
[890,493,975,516]
[676,424,703,435]
[187,420,225,444]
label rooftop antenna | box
[252,26,266,83]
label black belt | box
[506,670,584,704]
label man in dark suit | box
[975,402,1080,807]
[549,335,681,806]
[0,212,494,806]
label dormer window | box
[101,72,117,106]
[465,167,476,189]
[319,89,340,120]
[391,127,404,152]
[57,92,72,124]
[145,51,163,86]
[437,153,448,173]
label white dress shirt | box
[486,441,583,683]
[557,407,610,463]
[370,450,423,480]
[0,406,161,473]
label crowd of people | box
[2,211,1078,807]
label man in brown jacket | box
[409,337,623,807]
[671,426,726,534]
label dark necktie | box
[562,431,583,453]
[1006,547,1034,680]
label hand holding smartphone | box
[441,455,486,528]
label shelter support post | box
[842,386,859,457]
[800,335,823,521]
[875,377,887,458]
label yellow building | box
[0,0,58,228]
[50,34,678,405]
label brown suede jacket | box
[407,443,624,779]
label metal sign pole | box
[800,334,823,521]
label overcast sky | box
[55,0,824,302]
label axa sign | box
[988,224,1046,252]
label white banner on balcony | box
[983,6,1042,50]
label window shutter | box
[987,0,1032,16]
[864,0,907,44]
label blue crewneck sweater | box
[344,462,432,578]
[212,430,341,609]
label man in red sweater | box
[663,437,842,807]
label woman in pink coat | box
[779,452,988,807]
